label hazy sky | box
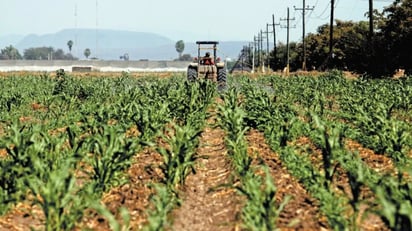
[1,0,393,43]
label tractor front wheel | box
[217,67,227,90]
[187,67,197,82]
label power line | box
[311,1,330,19]
[294,0,314,70]
[268,14,280,69]
[280,7,295,74]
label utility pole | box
[264,25,271,69]
[329,0,335,69]
[280,7,295,75]
[253,36,258,73]
[255,32,264,69]
[294,0,314,71]
[260,30,266,72]
[74,2,78,58]
[95,0,99,59]
[368,0,374,44]
[267,14,280,70]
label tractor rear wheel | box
[217,67,227,90]
[187,67,197,82]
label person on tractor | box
[202,52,214,65]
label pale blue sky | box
[1,0,393,43]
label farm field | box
[0,71,412,230]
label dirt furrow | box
[170,125,243,231]
[246,129,330,230]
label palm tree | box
[175,40,185,59]
[84,48,91,59]
[67,40,73,53]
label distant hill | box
[0,34,25,48]
[1,29,247,60]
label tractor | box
[187,41,227,88]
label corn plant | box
[217,88,252,177]
[309,114,345,186]
[92,202,131,231]
[143,184,179,231]
[279,146,349,230]
[217,86,291,230]
[84,125,139,193]
[25,158,84,231]
[166,80,215,126]
[0,122,40,213]
[374,177,412,231]
[157,123,202,189]
[236,169,290,231]
[131,101,170,143]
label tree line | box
[0,40,93,60]
[242,0,411,77]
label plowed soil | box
[0,97,395,231]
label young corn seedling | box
[157,123,202,190]
[92,202,131,231]
[236,168,290,231]
[143,184,179,231]
[310,114,344,187]
[85,125,138,193]
[217,89,252,177]
[25,157,84,231]
[374,177,412,231]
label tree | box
[0,45,22,60]
[67,40,73,53]
[175,40,185,58]
[377,0,412,75]
[24,47,54,60]
[269,42,299,71]
[302,20,370,72]
[84,48,91,59]
[23,47,75,60]
[175,54,192,61]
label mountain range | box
[0,29,247,60]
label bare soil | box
[0,99,397,231]
[170,126,243,231]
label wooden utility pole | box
[368,0,374,44]
[253,36,257,72]
[267,14,280,70]
[264,24,271,69]
[294,0,314,71]
[281,7,295,74]
[248,42,253,64]
[329,0,335,68]
[260,30,266,72]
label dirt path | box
[170,124,243,231]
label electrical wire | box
[310,1,330,20]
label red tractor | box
[187,41,227,88]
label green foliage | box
[84,48,91,59]
[218,88,252,176]
[1,72,411,230]
[143,184,178,231]
[85,125,139,193]
[157,123,202,189]
[25,158,82,231]
[237,169,291,231]
[92,203,131,231]
[23,46,74,60]
[0,45,22,60]
[263,0,412,76]
[175,40,185,58]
